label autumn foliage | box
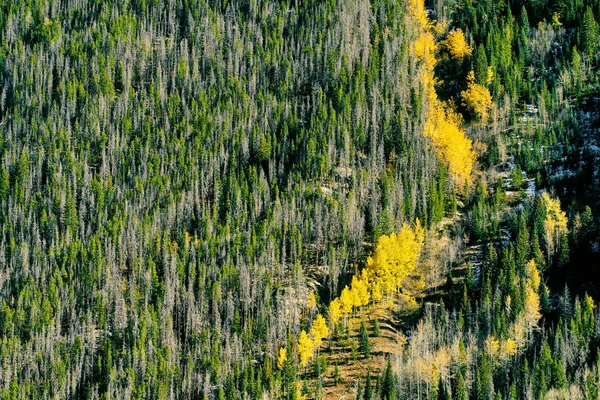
[293,222,425,369]
[461,71,493,121]
[445,28,473,60]
[410,2,476,186]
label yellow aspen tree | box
[328,298,341,326]
[310,314,329,348]
[461,71,493,121]
[487,66,495,85]
[500,339,518,359]
[409,0,430,29]
[298,330,314,368]
[307,290,317,310]
[445,28,472,60]
[542,193,568,236]
[414,32,438,72]
[409,0,477,187]
[524,287,542,328]
[351,274,370,307]
[485,335,500,357]
[525,259,541,291]
[370,278,383,302]
[277,347,287,369]
[366,223,425,297]
[339,286,354,315]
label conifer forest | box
[1,0,600,398]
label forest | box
[0,0,599,398]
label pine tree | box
[0,168,8,200]
[382,358,395,400]
[557,232,570,268]
[359,321,370,358]
[455,372,469,400]
[516,213,530,268]
[372,318,380,337]
[474,44,489,86]
[365,371,373,400]
[582,7,599,59]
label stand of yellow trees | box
[410,0,478,186]
[281,222,426,370]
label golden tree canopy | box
[310,314,329,347]
[277,347,287,369]
[328,298,341,325]
[424,104,475,184]
[307,290,317,310]
[339,286,354,314]
[298,330,314,368]
[351,273,370,307]
[461,74,493,121]
[366,223,425,296]
[445,28,472,60]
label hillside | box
[1,0,600,399]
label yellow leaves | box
[424,103,475,184]
[409,0,431,29]
[524,287,542,328]
[487,66,495,85]
[552,12,563,28]
[416,347,451,384]
[501,339,518,358]
[525,259,541,292]
[542,192,568,239]
[328,298,341,325]
[370,278,383,302]
[307,290,317,310]
[294,382,306,400]
[409,0,476,187]
[310,314,329,348]
[367,223,424,296]
[461,78,493,121]
[298,330,315,368]
[466,70,476,83]
[414,32,438,72]
[485,335,500,357]
[585,295,596,313]
[445,28,472,60]
[299,223,424,365]
[414,218,425,245]
[339,286,354,315]
[297,314,328,368]
[277,347,287,369]
[351,272,370,307]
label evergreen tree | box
[0,168,8,200]
[582,7,599,59]
[360,321,371,358]
[516,212,530,268]
[365,371,373,400]
[474,44,489,86]
[382,358,396,400]
[372,318,380,337]
[455,372,469,400]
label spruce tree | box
[365,371,373,400]
[359,321,371,358]
[382,358,396,400]
[582,7,599,59]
